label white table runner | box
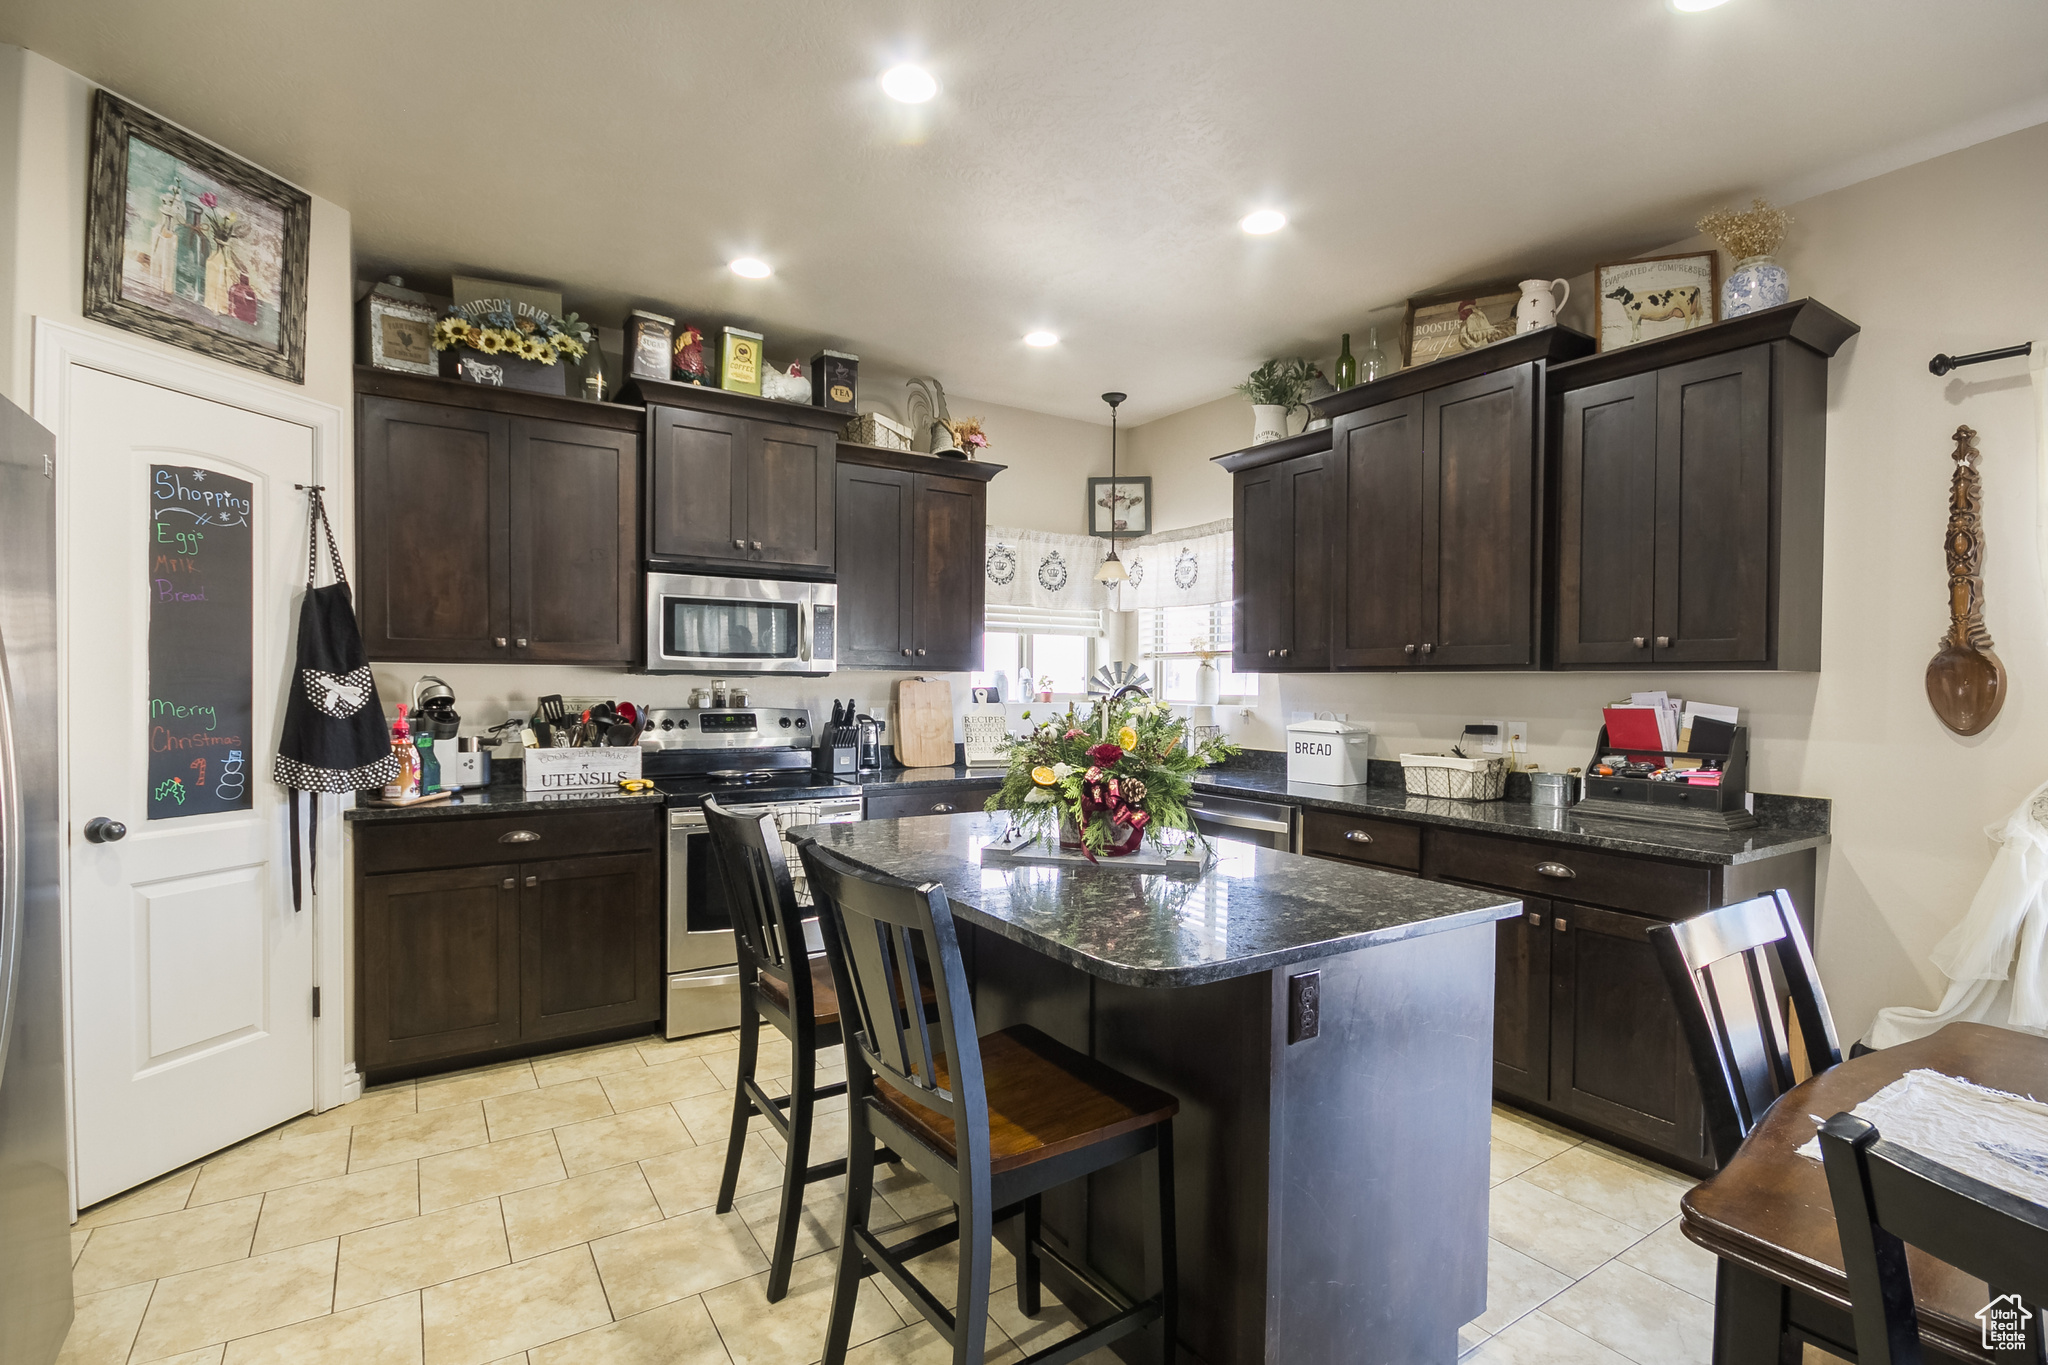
[1796,1067,2048,1206]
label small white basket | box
[1398,752,1508,802]
[843,412,911,452]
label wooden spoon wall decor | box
[1926,424,2006,735]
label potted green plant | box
[1235,358,1313,445]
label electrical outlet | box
[1505,720,1529,756]
[1464,720,1504,756]
[1288,971,1320,1043]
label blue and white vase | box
[1722,255,1789,318]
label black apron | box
[274,488,395,908]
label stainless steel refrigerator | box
[0,394,71,1364]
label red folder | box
[1601,707,1666,754]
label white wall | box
[1120,121,2048,1042]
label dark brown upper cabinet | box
[1229,440,1331,672]
[626,377,846,580]
[834,445,1001,672]
[1552,299,1858,671]
[355,370,640,665]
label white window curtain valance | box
[984,526,1116,611]
[1105,517,1233,612]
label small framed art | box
[85,91,311,382]
[1087,477,1151,538]
[1403,282,1521,367]
[1593,253,1718,352]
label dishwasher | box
[1185,790,1297,852]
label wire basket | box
[1399,752,1509,802]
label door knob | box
[84,817,126,844]
[1632,637,1646,648]
[1656,635,1671,648]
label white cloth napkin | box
[1796,1068,2048,1207]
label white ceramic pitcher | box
[1515,278,1570,333]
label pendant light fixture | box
[1095,391,1130,584]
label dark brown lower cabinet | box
[1548,901,1705,1162]
[519,853,662,1042]
[354,808,663,1081]
[1490,897,1552,1105]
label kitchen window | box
[973,606,1101,700]
[1140,604,1257,703]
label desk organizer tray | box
[1574,724,1756,831]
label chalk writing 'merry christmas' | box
[147,464,254,819]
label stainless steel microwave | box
[643,572,836,675]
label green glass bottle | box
[1334,333,1357,390]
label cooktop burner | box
[706,770,779,785]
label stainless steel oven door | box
[1185,792,1296,852]
[644,572,837,675]
[667,806,739,974]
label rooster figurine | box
[672,326,710,385]
[762,360,810,403]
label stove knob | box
[676,717,689,729]
[794,717,807,728]
[779,717,792,728]
[660,719,675,730]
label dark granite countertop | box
[343,782,665,822]
[788,811,1521,988]
[1188,770,1828,866]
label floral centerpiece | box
[985,696,1239,859]
[948,417,991,457]
[432,303,593,368]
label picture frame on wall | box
[1593,252,1718,352]
[1403,281,1521,368]
[85,90,312,383]
[1087,476,1152,538]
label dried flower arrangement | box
[948,416,991,455]
[432,304,593,366]
[1697,197,1793,261]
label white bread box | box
[1285,718,1374,786]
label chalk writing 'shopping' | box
[153,777,186,806]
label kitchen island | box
[791,812,1522,1365]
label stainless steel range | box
[642,705,863,1037]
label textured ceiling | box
[7,0,2046,422]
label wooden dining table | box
[1680,1022,2048,1364]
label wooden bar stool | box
[703,796,857,1303]
[799,840,1179,1365]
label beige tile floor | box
[58,1027,1846,1365]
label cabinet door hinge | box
[312,986,322,1019]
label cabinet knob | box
[931,802,955,813]
[1420,642,1433,655]
[501,877,515,890]
[1535,861,1576,879]
[1343,829,1374,844]
[1554,916,1570,932]
[515,638,528,648]
[524,875,539,888]
[1632,636,1646,649]
[1656,635,1671,648]
[733,538,745,549]
[916,648,926,656]
[1404,644,1416,655]
[1278,648,1290,657]
[84,817,126,844]
[751,540,763,551]
[1526,910,1544,926]
[1267,649,1278,658]
[902,647,912,656]
[498,830,541,844]
[495,637,508,648]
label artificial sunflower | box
[531,342,556,365]
[473,330,504,354]
[516,337,542,360]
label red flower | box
[1064,728,1083,739]
[1087,742,1124,765]
[200,191,218,208]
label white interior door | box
[65,365,315,1206]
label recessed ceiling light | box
[1668,0,1731,10]
[728,257,772,279]
[1023,331,1059,348]
[1240,209,1287,235]
[880,64,938,103]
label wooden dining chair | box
[702,796,856,1302]
[798,840,1180,1365]
[1649,889,1843,1165]
[1820,1112,2048,1363]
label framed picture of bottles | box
[84,90,312,383]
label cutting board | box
[895,679,956,768]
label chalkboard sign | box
[147,464,253,819]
